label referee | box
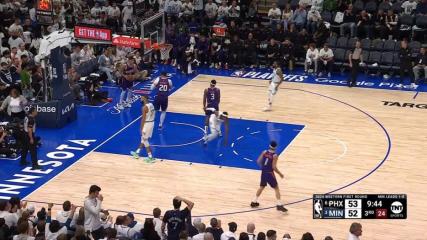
[20,107,40,169]
[348,40,363,87]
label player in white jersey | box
[263,61,284,111]
[203,109,229,145]
[131,96,156,162]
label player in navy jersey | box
[250,141,287,212]
[151,72,173,129]
[162,196,194,240]
[203,79,221,135]
[118,57,138,110]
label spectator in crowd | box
[162,196,194,240]
[68,67,81,101]
[205,0,218,26]
[374,9,387,39]
[206,218,223,240]
[193,222,206,240]
[282,4,293,31]
[244,32,258,68]
[416,0,427,14]
[340,4,356,37]
[152,208,163,238]
[281,38,295,71]
[84,185,104,240]
[121,2,134,25]
[305,43,318,74]
[291,5,307,31]
[413,47,427,85]
[379,0,392,11]
[98,48,115,83]
[282,233,291,240]
[205,232,215,240]
[246,223,256,240]
[356,10,373,38]
[398,40,415,89]
[301,232,314,240]
[228,1,241,23]
[348,222,362,240]
[268,3,282,26]
[142,218,161,240]
[80,45,95,64]
[257,232,266,240]
[70,46,82,68]
[239,232,249,240]
[55,200,78,228]
[385,9,398,40]
[307,7,321,34]
[266,230,276,240]
[220,222,237,240]
[217,1,229,22]
[182,0,195,19]
[318,43,334,77]
[126,213,143,237]
[0,87,27,120]
[401,0,418,14]
[266,39,280,66]
[46,203,76,240]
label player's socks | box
[159,112,166,128]
[204,126,208,135]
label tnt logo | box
[390,201,403,214]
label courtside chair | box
[336,36,348,49]
[372,39,384,51]
[383,39,397,52]
[347,38,358,49]
[361,38,371,50]
[333,48,347,70]
[366,51,382,74]
[379,51,395,73]
[408,41,421,58]
[327,35,338,48]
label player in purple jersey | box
[118,57,138,110]
[203,79,221,135]
[250,141,288,212]
[151,72,173,129]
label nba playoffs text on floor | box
[313,194,407,219]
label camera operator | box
[85,76,112,105]
[0,126,16,157]
[21,107,40,169]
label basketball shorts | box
[141,121,154,142]
[154,96,168,111]
[260,171,278,188]
[119,78,133,90]
[205,105,219,116]
[269,82,279,95]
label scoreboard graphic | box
[313,194,406,219]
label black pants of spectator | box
[357,25,373,39]
[318,60,334,74]
[282,57,295,71]
[348,59,360,86]
[245,51,258,66]
[21,135,37,166]
[400,62,414,84]
[196,50,209,65]
[90,227,105,240]
[10,111,25,121]
[229,53,242,67]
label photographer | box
[0,126,16,157]
[85,76,112,105]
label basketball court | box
[1,66,426,239]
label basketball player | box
[118,57,138,110]
[151,72,173,129]
[263,61,284,112]
[203,109,229,144]
[130,96,156,162]
[203,80,221,135]
[250,141,287,212]
[314,200,323,218]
